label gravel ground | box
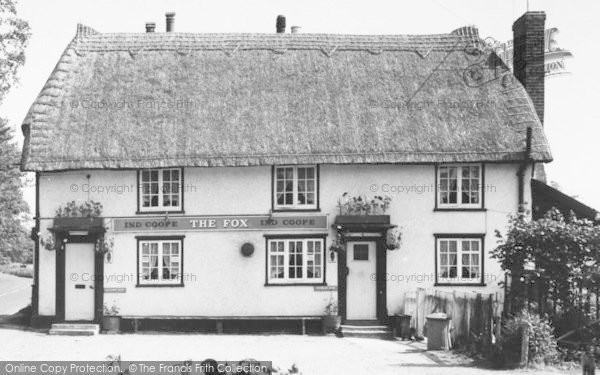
[0,328,580,375]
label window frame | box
[435,164,484,211]
[264,235,327,286]
[137,168,184,214]
[272,165,320,211]
[136,236,185,287]
[434,234,485,286]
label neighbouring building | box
[21,12,552,331]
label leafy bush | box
[493,310,559,367]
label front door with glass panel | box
[346,241,377,320]
[64,243,95,321]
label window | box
[273,165,318,210]
[137,238,183,286]
[353,244,369,261]
[437,164,483,209]
[267,237,325,284]
[436,237,483,285]
[138,168,183,212]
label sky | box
[3,0,600,215]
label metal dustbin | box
[392,314,412,340]
[425,312,451,350]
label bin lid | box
[426,312,449,320]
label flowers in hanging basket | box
[95,237,114,255]
[329,238,345,253]
[386,228,402,250]
[40,232,56,251]
[329,228,346,252]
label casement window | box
[266,237,325,284]
[138,168,183,212]
[273,165,318,210]
[137,238,183,286]
[437,164,483,209]
[436,237,483,285]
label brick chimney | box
[145,22,156,33]
[513,11,547,182]
[513,11,546,125]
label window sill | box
[136,210,185,215]
[434,208,486,212]
[434,283,486,287]
[264,282,327,287]
[271,208,321,213]
[135,283,185,288]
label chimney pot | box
[276,15,286,33]
[291,26,301,34]
[166,12,175,32]
[145,22,156,33]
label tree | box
[0,0,30,264]
[492,209,600,334]
[0,120,31,263]
[0,0,30,102]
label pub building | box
[22,12,552,334]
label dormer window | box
[272,165,319,211]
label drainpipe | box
[517,127,532,213]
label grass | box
[0,263,33,278]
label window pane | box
[440,241,448,253]
[449,267,457,278]
[449,241,457,253]
[353,245,369,260]
[449,192,457,203]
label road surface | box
[0,272,31,315]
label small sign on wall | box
[314,285,337,292]
[105,287,126,293]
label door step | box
[49,323,99,336]
[340,322,392,339]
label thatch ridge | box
[20,25,552,171]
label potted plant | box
[53,200,104,231]
[386,228,402,250]
[322,298,341,335]
[102,302,121,333]
[335,193,392,225]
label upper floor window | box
[138,168,183,213]
[437,164,482,209]
[436,236,483,285]
[273,165,318,210]
[266,237,325,285]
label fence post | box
[519,323,529,367]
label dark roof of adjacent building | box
[20,24,552,171]
[531,179,599,221]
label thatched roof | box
[20,24,552,171]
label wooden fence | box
[402,288,502,347]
